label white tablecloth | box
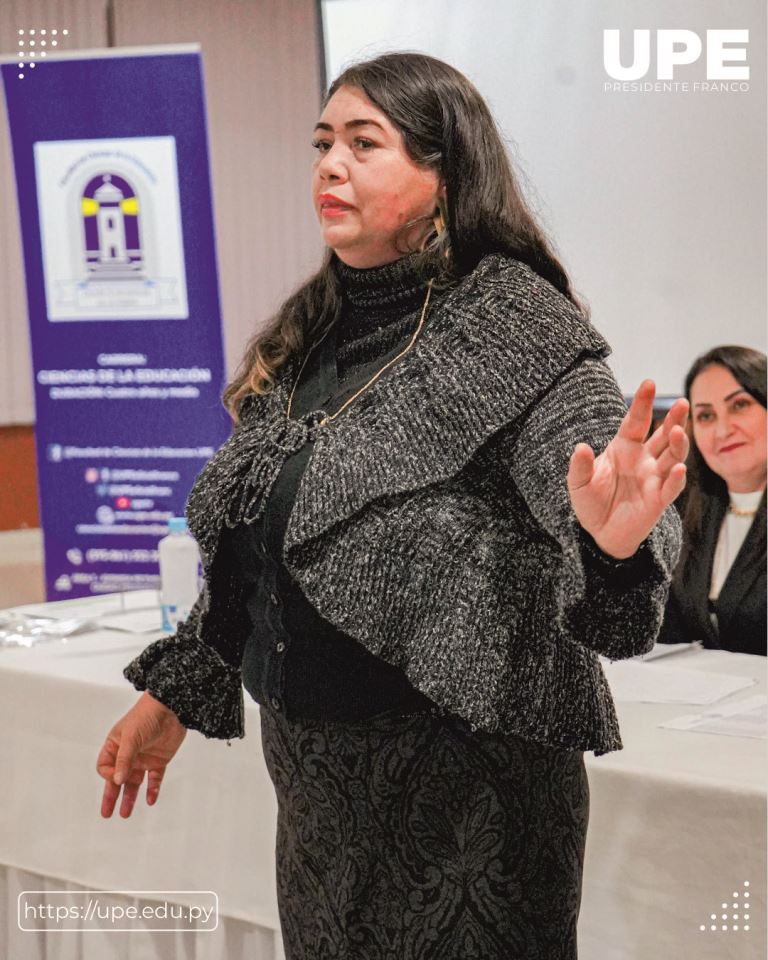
[1,602,765,959]
[0,622,285,960]
[581,646,766,959]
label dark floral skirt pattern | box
[259,705,589,960]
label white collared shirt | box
[709,489,764,601]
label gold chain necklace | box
[729,504,758,517]
[286,277,435,427]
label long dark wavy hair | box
[223,51,588,422]
[680,345,767,554]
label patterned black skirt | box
[259,705,589,960]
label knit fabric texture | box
[335,252,440,385]
[226,253,442,718]
[123,252,682,755]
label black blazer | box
[659,490,766,656]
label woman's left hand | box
[567,380,689,559]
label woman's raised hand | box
[567,380,689,559]
[96,691,187,818]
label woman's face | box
[690,363,767,493]
[311,85,443,268]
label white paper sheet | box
[98,608,164,633]
[659,694,768,739]
[637,642,698,661]
[7,589,160,623]
[600,659,757,704]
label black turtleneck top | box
[222,253,439,720]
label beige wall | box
[0,0,324,425]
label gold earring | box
[433,197,447,237]
[433,197,450,260]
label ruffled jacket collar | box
[186,253,609,569]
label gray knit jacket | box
[124,253,681,756]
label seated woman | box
[659,345,766,655]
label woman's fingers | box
[617,380,655,444]
[98,698,184,819]
[99,758,144,819]
[118,769,145,818]
[100,754,160,818]
[113,733,139,786]
[660,461,687,508]
[645,397,690,458]
[97,727,142,818]
[97,736,123,818]
[668,423,689,462]
[101,779,121,818]
[653,425,690,476]
[145,767,166,806]
[568,442,596,491]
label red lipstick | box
[319,193,353,209]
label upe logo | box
[604,29,749,81]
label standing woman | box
[97,53,687,958]
[659,346,766,655]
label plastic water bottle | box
[158,517,201,632]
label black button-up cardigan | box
[220,298,436,720]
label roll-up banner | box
[1,45,229,600]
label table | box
[0,614,285,960]
[0,598,764,959]
[581,646,766,959]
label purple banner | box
[1,48,229,599]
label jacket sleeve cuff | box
[577,526,659,588]
[555,505,681,659]
[123,634,245,741]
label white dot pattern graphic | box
[15,28,68,56]
[702,882,755,933]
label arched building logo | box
[34,136,189,321]
[82,173,144,280]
